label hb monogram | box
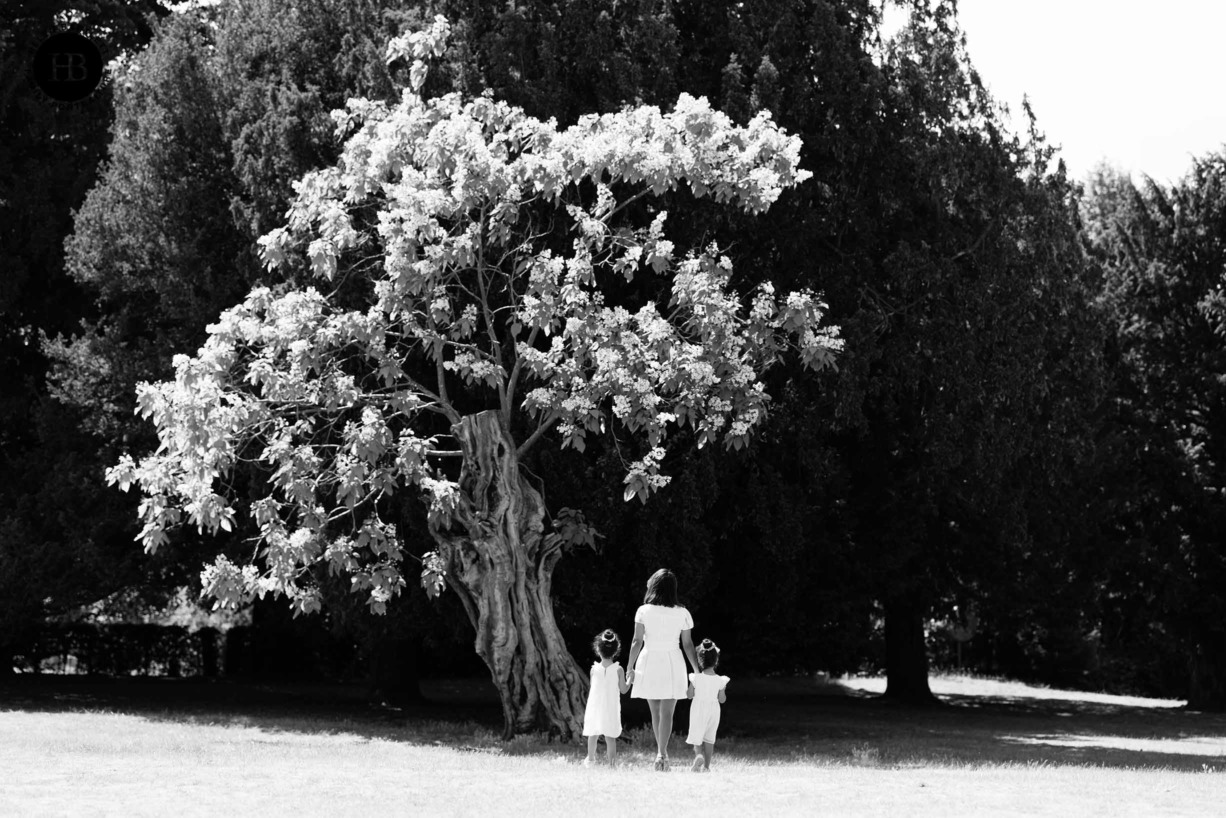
[32,32,103,103]
[50,51,90,82]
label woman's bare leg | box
[606,735,618,763]
[646,699,674,769]
[647,696,666,770]
[657,698,676,765]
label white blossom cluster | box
[108,286,451,614]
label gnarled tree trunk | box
[428,410,587,739]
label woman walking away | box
[626,568,699,771]
[686,639,729,772]
[582,629,629,767]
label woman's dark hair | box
[593,629,621,660]
[696,638,721,670]
[643,568,678,607]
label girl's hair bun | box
[593,629,621,659]
[696,638,721,670]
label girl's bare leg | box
[701,741,714,770]
[606,735,618,764]
[585,735,598,763]
[690,743,704,771]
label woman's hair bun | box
[701,638,714,647]
[601,629,616,641]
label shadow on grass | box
[2,673,1225,771]
[722,676,1226,772]
[0,674,501,744]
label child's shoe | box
[690,756,704,772]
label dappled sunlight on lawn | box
[837,673,1186,710]
[717,673,1226,773]
[1002,733,1226,759]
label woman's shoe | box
[653,756,665,771]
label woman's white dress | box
[582,661,623,737]
[686,671,730,745]
[630,604,693,699]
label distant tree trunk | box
[1188,644,1226,711]
[883,593,937,704]
[370,634,423,706]
[428,410,587,739]
[198,627,220,678]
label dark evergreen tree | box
[1083,159,1226,708]
[0,0,170,673]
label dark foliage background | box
[3,0,1224,710]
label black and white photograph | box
[2,1,1224,814]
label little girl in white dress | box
[686,638,730,772]
[583,629,630,766]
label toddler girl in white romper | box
[686,638,729,772]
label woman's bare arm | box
[680,628,699,673]
[626,622,645,682]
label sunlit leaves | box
[420,550,447,600]
[543,507,603,553]
[106,282,453,614]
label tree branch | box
[516,411,559,458]
[606,186,653,222]
[433,340,460,424]
[474,208,508,418]
[505,324,540,414]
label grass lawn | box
[1,672,1224,817]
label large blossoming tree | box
[108,16,840,738]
